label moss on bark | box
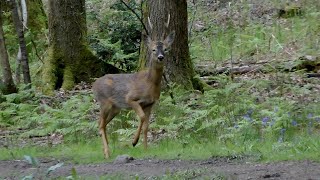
[27,0,48,32]
[61,66,74,90]
[42,0,110,94]
[42,45,105,93]
[42,47,59,94]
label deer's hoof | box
[104,154,110,159]
[104,150,110,159]
[132,137,139,147]
[132,141,138,147]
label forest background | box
[0,0,320,178]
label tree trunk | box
[0,4,17,94]
[26,0,48,33]
[139,0,204,91]
[13,0,47,85]
[11,0,31,85]
[42,0,118,94]
[15,0,27,85]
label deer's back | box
[92,73,135,109]
[92,71,160,109]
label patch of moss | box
[191,75,205,93]
[27,0,47,40]
[61,66,74,90]
[41,47,59,95]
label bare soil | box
[1,157,320,179]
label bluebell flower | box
[307,113,313,119]
[291,120,297,126]
[316,117,320,122]
[261,117,269,126]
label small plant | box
[22,155,64,179]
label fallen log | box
[195,64,262,76]
[195,55,320,76]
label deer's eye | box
[164,48,168,52]
[152,49,156,52]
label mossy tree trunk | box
[139,0,203,91]
[43,0,108,93]
[27,0,47,32]
[0,3,17,94]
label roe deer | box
[92,17,175,159]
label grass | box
[189,0,320,64]
[1,133,320,164]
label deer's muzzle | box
[157,54,164,60]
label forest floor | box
[1,156,320,179]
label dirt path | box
[1,157,320,179]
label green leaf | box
[21,175,34,180]
[46,162,64,175]
[23,155,39,167]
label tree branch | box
[119,0,149,35]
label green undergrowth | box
[190,0,320,64]
[1,72,320,163]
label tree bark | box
[15,0,27,85]
[139,0,204,91]
[11,0,31,85]
[0,4,17,94]
[42,0,118,94]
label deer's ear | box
[164,31,175,46]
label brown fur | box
[92,32,175,158]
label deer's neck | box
[147,64,164,85]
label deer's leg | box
[99,104,110,158]
[99,103,119,159]
[128,101,146,147]
[142,106,152,149]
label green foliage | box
[129,70,319,153]
[189,0,320,63]
[87,0,141,71]
[2,72,320,161]
[0,88,98,142]
[23,155,39,167]
[2,11,18,55]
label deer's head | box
[144,14,175,67]
[145,32,175,64]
